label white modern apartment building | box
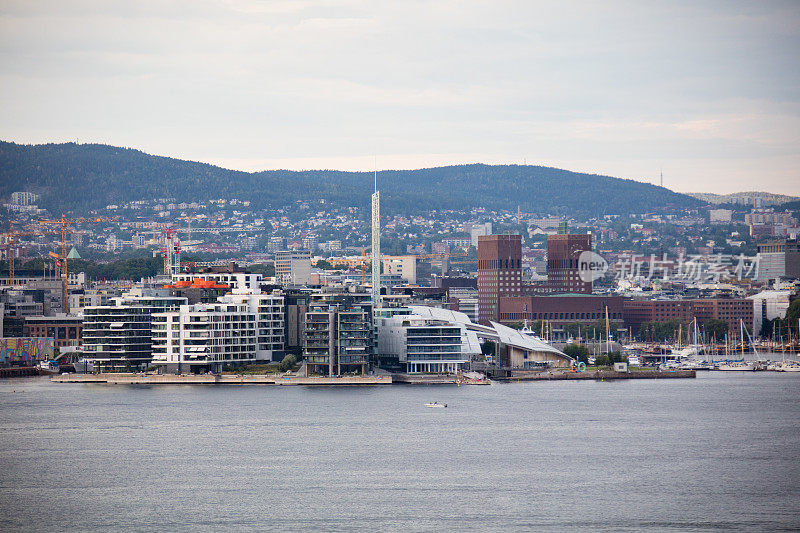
[218,291,285,361]
[151,301,257,373]
[171,272,262,291]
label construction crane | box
[38,215,111,314]
[160,228,181,276]
[3,222,59,285]
[178,215,199,242]
[47,251,68,313]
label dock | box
[500,369,696,382]
[50,369,694,386]
[391,373,491,385]
[51,373,392,386]
[0,367,43,378]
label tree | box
[279,354,297,372]
[562,343,589,364]
[760,317,775,339]
[638,319,683,342]
[703,319,728,341]
[314,259,338,270]
[480,340,495,356]
[786,299,800,337]
[248,263,275,277]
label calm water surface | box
[1,372,799,532]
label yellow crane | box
[38,215,112,314]
[178,215,199,241]
[3,222,59,285]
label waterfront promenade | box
[51,373,392,385]
[50,369,695,385]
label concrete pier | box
[501,369,696,382]
[51,373,392,386]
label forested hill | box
[0,141,700,216]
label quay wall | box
[501,370,696,382]
[51,373,392,386]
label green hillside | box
[0,141,700,216]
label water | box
[1,373,799,532]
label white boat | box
[776,361,800,372]
[678,359,713,371]
[672,345,701,359]
[717,361,755,371]
[37,360,60,374]
[425,402,447,408]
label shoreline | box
[48,369,696,386]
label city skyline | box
[1,1,798,195]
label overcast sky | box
[1,1,798,194]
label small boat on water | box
[425,402,447,408]
[37,360,61,374]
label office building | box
[546,233,592,294]
[275,250,312,285]
[748,290,792,336]
[382,255,432,286]
[498,294,626,329]
[172,265,262,292]
[447,288,479,322]
[23,315,83,348]
[465,222,492,247]
[622,298,753,334]
[477,234,523,324]
[756,239,800,281]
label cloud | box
[0,0,798,195]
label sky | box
[1,0,799,195]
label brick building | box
[498,294,626,328]
[23,315,83,348]
[546,233,592,294]
[622,299,753,334]
[477,235,522,324]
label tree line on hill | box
[0,141,701,217]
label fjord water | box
[1,373,799,532]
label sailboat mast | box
[741,319,745,360]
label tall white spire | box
[371,169,380,309]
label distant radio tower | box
[660,170,663,188]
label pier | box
[500,369,696,382]
[0,367,42,378]
[51,373,392,386]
